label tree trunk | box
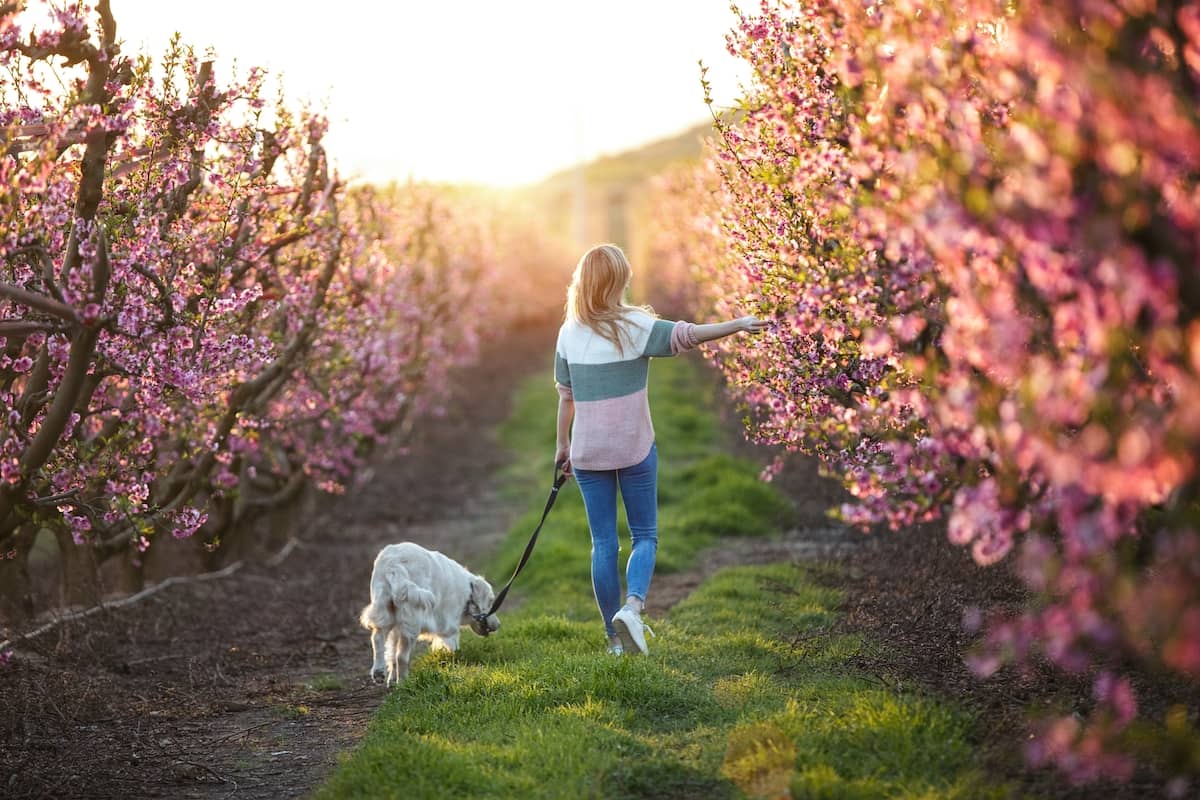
[202,494,234,571]
[52,528,100,609]
[111,547,145,595]
[0,525,36,623]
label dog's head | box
[464,576,501,637]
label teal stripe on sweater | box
[555,352,571,386]
[643,319,677,358]
[562,358,650,402]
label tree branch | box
[0,320,64,336]
[0,283,81,323]
[130,261,175,328]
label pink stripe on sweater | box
[670,321,699,354]
[569,388,656,471]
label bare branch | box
[0,320,64,336]
[292,134,324,214]
[130,261,174,328]
[0,282,81,323]
[243,467,306,511]
[108,146,170,179]
[28,490,81,507]
[16,344,50,425]
[10,243,66,303]
[156,61,221,230]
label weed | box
[307,674,346,693]
[276,703,311,720]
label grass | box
[317,358,1004,799]
[307,673,347,693]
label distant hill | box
[520,120,715,254]
[531,121,713,196]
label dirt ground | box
[1,321,1182,799]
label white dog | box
[359,542,501,685]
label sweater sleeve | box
[642,319,699,357]
[554,350,573,400]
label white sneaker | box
[612,606,654,655]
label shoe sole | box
[613,615,648,655]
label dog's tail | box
[359,565,436,630]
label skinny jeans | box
[573,443,658,637]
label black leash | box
[474,460,569,628]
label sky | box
[106,0,752,187]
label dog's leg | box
[385,628,401,686]
[388,629,415,686]
[361,583,396,685]
[368,626,389,684]
[428,633,457,653]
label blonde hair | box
[566,244,651,353]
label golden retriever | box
[359,542,500,685]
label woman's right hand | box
[736,315,769,334]
[555,444,572,477]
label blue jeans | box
[573,443,658,637]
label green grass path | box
[317,359,1005,799]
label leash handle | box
[480,460,569,620]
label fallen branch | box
[0,560,245,651]
[0,534,306,654]
[204,720,274,747]
[264,536,302,568]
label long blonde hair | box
[566,244,650,354]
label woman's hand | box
[694,316,771,345]
[736,315,769,334]
[555,444,573,477]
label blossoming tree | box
[647,0,1200,788]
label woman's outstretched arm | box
[692,316,768,344]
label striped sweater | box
[555,310,699,470]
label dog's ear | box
[470,576,494,609]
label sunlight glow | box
[108,0,751,187]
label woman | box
[554,243,766,655]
